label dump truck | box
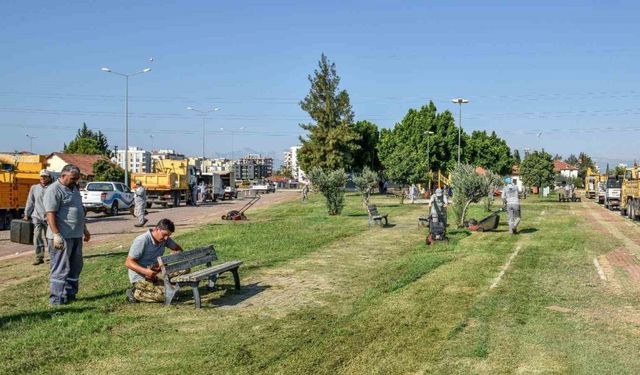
[620,166,640,220]
[596,174,607,204]
[0,154,48,230]
[131,159,198,208]
[604,176,622,210]
[584,167,598,199]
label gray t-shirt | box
[44,180,85,239]
[127,230,177,283]
[25,183,49,223]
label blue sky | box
[1,1,638,169]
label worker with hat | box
[502,177,521,234]
[428,187,449,228]
[24,169,53,265]
[133,180,148,228]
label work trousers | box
[507,203,521,234]
[33,221,48,261]
[48,237,84,305]
[132,269,189,303]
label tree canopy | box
[298,54,359,171]
[520,150,554,189]
[450,163,502,227]
[64,123,111,156]
[92,159,125,182]
[377,101,459,185]
[351,120,381,172]
[466,130,514,176]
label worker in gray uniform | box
[24,169,53,265]
[502,177,521,235]
[43,164,90,305]
[133,180,148,227]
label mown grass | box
[2,194,640,374]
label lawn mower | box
[221,195,261,221]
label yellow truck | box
[131,159,198,208]
[0,154,48,230]
[595,174,608,204]
[584,167,598,199]
[620,166,640,220]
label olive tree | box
[307,167,348,215]
[352,166,378,207]
[451,164,503,227]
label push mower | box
[426,207,448,245]
[221,195,261,221]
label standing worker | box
[502,177,521,235]
[302,179,310,201]
[24,169,53,265]
[133,180,148,228]
[43,164,90,305]
[428,188,449,228]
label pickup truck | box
[250,182,276,194]
[82,181,134,216]
[223,186,238,200]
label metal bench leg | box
[383,217,388,226]
[231,268,241,289]
[191,283,201,308]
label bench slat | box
[162,254,218,275]
[159,245,216,265]
[171,261,243,282]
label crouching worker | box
[124,218,186,303]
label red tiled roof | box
[475,166,487,175]
[50,153,106,177]
[553,159,578,173]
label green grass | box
[2,194,640,374]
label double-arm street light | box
[101,66,152,187]
[451,98,469,165]
[187,106,220,164]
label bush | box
[352,167,378,207]
[307,168,348,215]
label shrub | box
[352,167,379,207]
[307,168,348,215]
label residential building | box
[46,153,106,181]
[235,154,273,181]
[289,145,306,181]
[553,160,578,179]
[188,157,233,173]
[152,149,186,161]
[115,147,151,173]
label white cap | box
[39,169,51,177]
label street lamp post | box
[101,66,152,187]
[26,134,37,153]
[451,98,469,165]
[187,107,220,166]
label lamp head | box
[101,67,111,72]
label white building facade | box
[115,147,151,173]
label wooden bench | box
[157,245,242,308]
[367,205,388,227]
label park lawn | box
[1,194,640,374]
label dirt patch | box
[607,248,640,282]
[546,305,572,314]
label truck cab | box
[604,176,622,210]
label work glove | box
[53,233,65,250]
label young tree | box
[352,166,378,207]
[377,101,460,187]
[520,151,554,191]
[513,149,521,164]
[298,54,359,171]
[92,159,125,182]
[307,168,348,215]
[564,154,578,166]
[466,130,514,176]
[275,164,293,178]
[451,164,502,227]
[352,120,381,172]
[64,123,111,156]
[576,152,596,180]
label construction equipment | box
[0,154,47,230]
[584,167,597,199]
[596,174,607,204]
[221,195,261,221]
[131,159,198,208]
[558,184,581,202]
[620,166,640,220]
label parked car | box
[250,182,276,194]
[223,185,238,200]
[82,181,134,216]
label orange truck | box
[0,154,47,230]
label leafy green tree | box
[520,150,554,191]
[275,164,293,178]
[307,167,348,215]
[564,154,578,166]
[614,165,626,178]
[298,54,359,171]
[352,166,378,207]
[64,123,111,156]
[451,164,502,227]
[576,152,596,181]
[377,101,460,186]
[553,153,563,161]
[92,159,124,182]
[352,120,381,172]
[466,130,514,176]
[513,149,521,164]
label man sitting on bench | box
[124,218,185,303]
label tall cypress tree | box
[298,54,359,171]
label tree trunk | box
[459,199,474,228]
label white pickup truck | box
[81,181,135,216]
[250,182,276,194]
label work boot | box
[134,224,143,227]
[142,219,148,226]
[126,288,138,304]
[32,258,44,265]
